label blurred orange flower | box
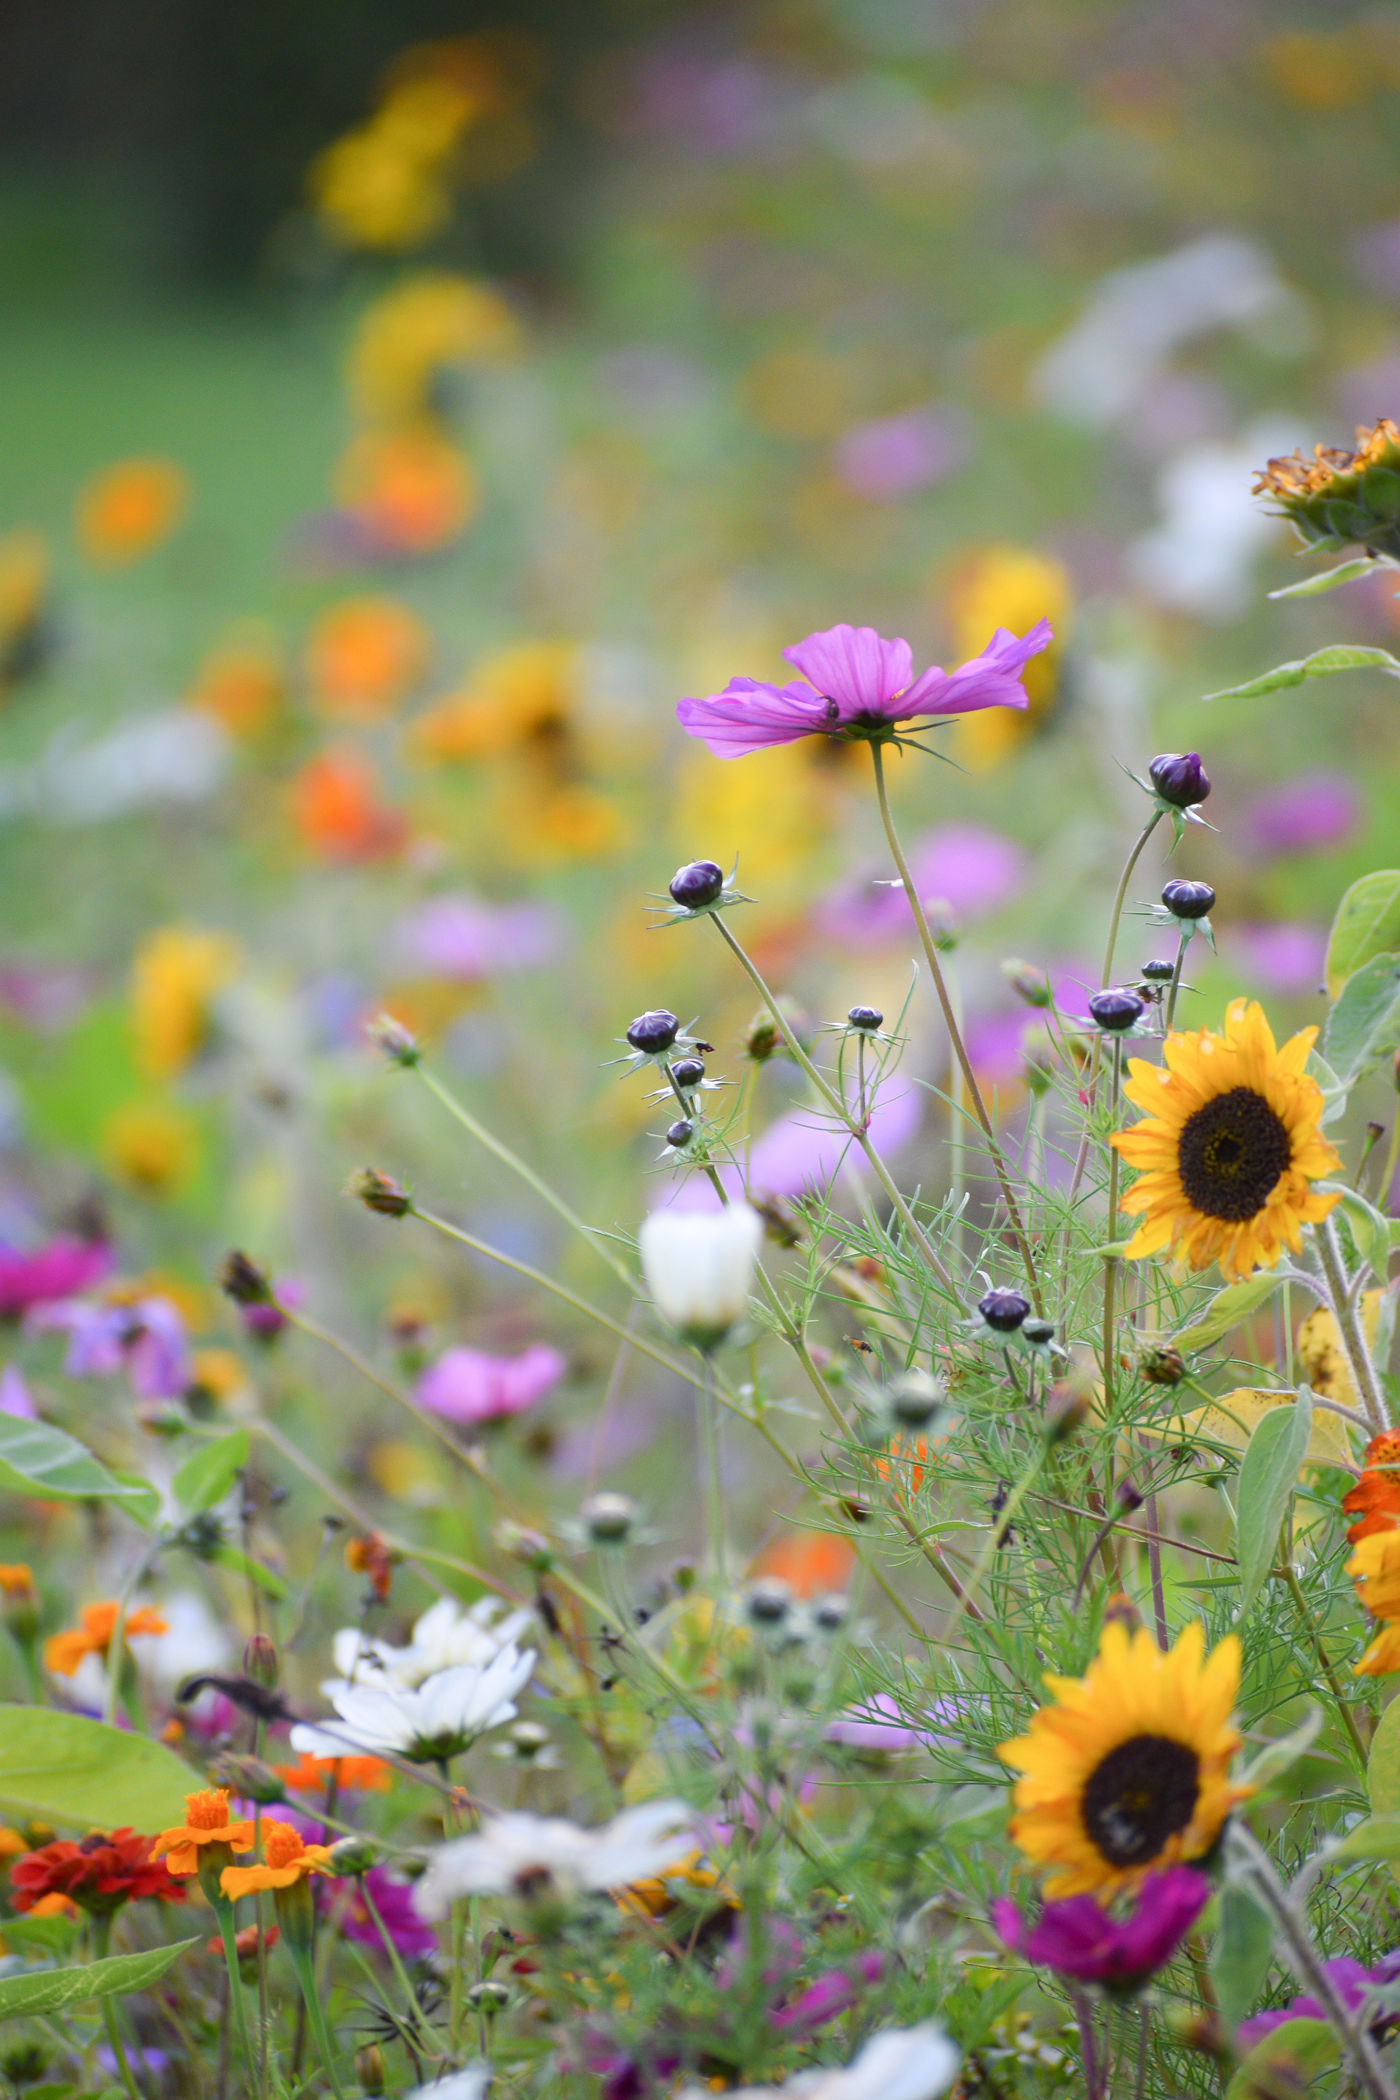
[45,1599,168,1677]
[274,1751,391,1794]
[187,633,285,738]
[290,748,406,862]
[335,426,478,556]
[305,597,429,720]
[751,1530,855,1599]
[76,459,187,568]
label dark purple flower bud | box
[626,1009,680,1055]
[668,860,725,910]
[1088,989,1145,1032]
[1148,752,1210,808]
[746,1577,793,1623]
[1161,879,1215,921]
[669,1057,706,1089]
[978,1287,1030,1334]
[847,1005,884,1032]
[1140,958,1176,983]
[665,1119,694,1148]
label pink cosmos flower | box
[416,1343,567,1427]
[993,1866,1209,1988]
[0,1237,112,1321]
[816,824,1023,945]
[1242,771,1361,857]
[26,1294,189,1400]
[676,619,1053,758]
[396,895,561,981]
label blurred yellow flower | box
[1296,1292,1384,1409]
[0,530,49,693]
[408,641,578,763]
[309,77,481,251]
[335,425,479,556]
[944,545,1070,768]
[76,458,187,568]
[497,780,626,865]
[187,1348,252,1411]
[672,739,825,891]
[348,273,520,424]
[1258,28,1374,110]
[186,630,285,739]
[1154,1387,1355,1474]
[101,1100,199,1197]
[130,927,239,1082]
[305,597,430,721]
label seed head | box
[350,1167,412,1217]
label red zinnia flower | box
[12,1829,186,1915]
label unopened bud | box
[1114,1480,1145,1514]
[846,1004,883,1032]
[467,1979,511,2015]
[626,1009,680,1057]
[665,1119,694,1149]
[329,1835,380,1877]
[745,1014,782,1062]
[1002,958,1053,1008]
[669,860,725,911]
[242,1633,279,1691]
[750,1192,803,1248]
[581,1491,636,1545]
[1141,1345,1186,1387]
[1102,1591,1142,1637]
[1166,2008,1230,2059]
[813,1592,849,1631]
[1046,1381,1092,1444]
[1148,752,1210,809]
[1161,878,1215,922]
[978,1288,1030,1335]
[216,1753,284,1805]
[890,1369,945,1430]
[220,1249,272,1306]
[494,1520,556,1573]
[355,2044,386,2094]
[746,1577,793,1624]
[369,1013,421,1065]
[669,1057,706,1090]
[351,1168,411,1217]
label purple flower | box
[1242,772,1362,857]
[816,824,1023,944]
[27,1295,189,1400]
[240,1276,302,1342]
[993,1866,1209,1988]
[770,1951,884,2033]
[0,1365,35,1420]
[1237,1951,1400,2053]
[416,1343,567,1427]
[824,1692,959,1753]
[395,895,561,981]
[1229,923,1327,996]
[743,1080,920,1200]
[676,619,1053,759]
[832,409,968,502]
[322,1867,438,1961]
[0,1237,112,1321]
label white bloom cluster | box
[675,2025,959,2100]
[414,1801,696,1918]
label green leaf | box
[1327,871,1400,999]
[0,1915,80,1960]
[0,1417,155,1523]
[1240,1706,1322,1794]
[1268,556,1378,598]
[1224,2017,1339,2100]
[1370,1702,1400,1817]
[1171,1275,1282,1352]
[0,1710,193,1831]
[0,1938,198,2020]
[1211,1882,1275,2034]
[207,1543,287,1599]
[1333,1811,1400,1861]
[1333,1185,1394,1285]
[172,1429,248,1516]
[1206,643,1400,703]
[1234,1389,1313,1619]
[1323,951,1400,1084]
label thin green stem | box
[934,1439,1051,1655]
[1163,927,1191,1032]
[1315,1214,1389,1433]
[1378,1113,1400,1213]
[216,1905,259,2093]
[697,1352,726,1584]
[869,744,1041,1311]
[290,1939,350,2100]
[1282,1564,1368,1776]
[1102,811,1164,991]
[91,1918,141,2100]
[1102,1036,1123,1414]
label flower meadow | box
[9,7,1400,2099]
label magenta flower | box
[416,1343,567,1427]
[323,1867,438,1961]
[396,894,561,981]
[770,1951,884,2033]
[992,1866,1209,1989]
[1237,1951,1400,2052]
[0,1237,112,1321]
[1242,771,1361,857]
[676,619,1053,758]
[27,1294,189,1400]
[816,824,1023,944]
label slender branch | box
[1316,1215,1389,1434]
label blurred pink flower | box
[1242,772,1361,856]
[816,824,1023,944]
[0,1365,34,1419]
[396,895,561,980]
[416,1344,566,1427]
[832,408,968,501]
[745,1080,921,1199]
[0,1237,112,1321]
[677,619,1052,758]
[26,1293,188,1399]
[1229,922,1327,996]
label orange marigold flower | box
[274,1751,391,1794]
[44,1600,168,1677]
[0,1565,34,1600]
[290,749,406,863]
[220,1820,334,1901]
[305,596,429,721]
[335,426,478,557]
[149,1788,255,1878]
[76,458,187,568]
[208,1921,280,1962]
[751,1530,855,1600]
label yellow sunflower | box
[1111,998,1339,1283]
[997,1620,1246,1899]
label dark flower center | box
[1081,1734,1200,1867]
[1175,1087,1291,1222]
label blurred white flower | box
[414,1801,695,1917]
[142,1589,234,1692]
[0,710,230,825]
[675,2025,959,2100]
[405,2072,491,2100]
[331,1595,534,1689]
[1032,235,1301,428]
[639,1202,763,1350]
[290,1643,534,1764]
[1127,418,1304,619]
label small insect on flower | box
[1111,998,1340,1282]
[998,1620,1247,1899]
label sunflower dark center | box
[1175,1087,1291,1222]
[1081,1734,1200,1867]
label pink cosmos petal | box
[0,1365,35,1419]
[0,1238,112,1321]
[397,895,561,980]
[675,678,832,759]
[904,619,1053,716]
[782,624,913,712]
[416,1343,567,1427]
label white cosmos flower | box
[405,2072,490,2100]
[331,1596,534,1689]
[639,1203,763,1350]
[289,1643,534,1764]
[414,1800,695,1918]
[674,2025,959,2100]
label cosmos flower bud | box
[668,860,725,911]
[751,1193,803,1248]
[220,1249,272,1307]
[215,1754,285,1805]
[626,1009,680,1057]
[847,1005,884,1032]
[1161,879,1215,921]
[746,1016,783,1061]
[581,1491,636,1544]
[355,2046,386,2095]
[890,1369,945,1429]
[1046,1382,1092,1444]
[978,1288,1030,1335]
[639,1203,764,1352]
[328,1835,379,1877]
[1021,1317,1058,1355]
[493,1521,556,1573]
[813,1593,849,1631]
[351,1168,411,1217]
[1088,989,1145,1033]
[1003,959,1054,1008]
[1115,1481,1145,1514]
[1141,1345,1186,1387]
[467,1979,512,2015]
[665,1118,694,1149]
[369,1013,421,1066]
[745,1577,793,1624]
[1147,752,1210,809]
[669,1057,706,1090]
[1140,959,1175,984]
[243,1633,279,1691]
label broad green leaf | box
[1322,951,1400,1083]
[1369,1700,1400,1816]
[1327,871,1400,999]
[0,1417,155,1522]
[1224,2018,1339,2100]
[0,1710,193,1831]
[0,1914,79,1960]
[1333,1185,1394,1286]
[208,1542,288,1599]
[0,1937,198,2020]
[1234,1389,1313,1619]
[1211,1882,1275,2034]
[1240,1707,1323,1793]
[1333,1811,1400,1861]
[1268,557,1379,598]
[172,1429,248,1515]
[1207,643,1400,703]
[1142,1391,1352,1472]
[1170,1275,1282,1352]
